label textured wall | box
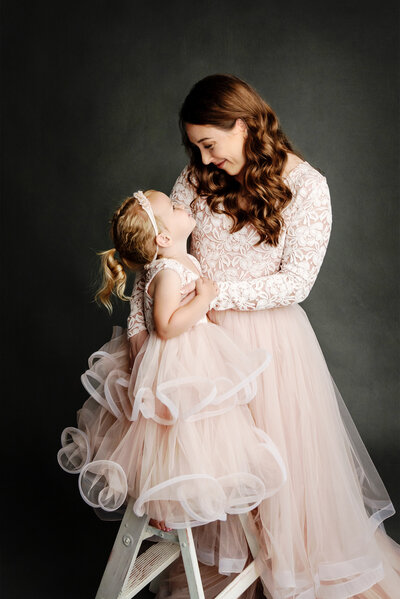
[2,1,398,597]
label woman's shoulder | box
[283,154,327,185]
[284,156,329,199]
[282,157,330,219]
[281,153,304,178]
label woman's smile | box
[185,122,247,176]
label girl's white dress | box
[126,162,400,599]
[58,255,287,534]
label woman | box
[128,75,400,598]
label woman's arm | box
[170,166,196,209]
[212,176,332,311]
[153,270,217,340]
[170,166,332,311]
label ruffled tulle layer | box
[81,322,272,424]
[151,305,400,598]
[58,324,287,529]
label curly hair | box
[95,193,164,313]
[179,74,304,246]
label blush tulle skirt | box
[154,304,400,599]
[57,322,287,531]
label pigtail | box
[94,192,163,313]
[95,248,129,314]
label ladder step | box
[214,561,260,599]
[120,542,181,599]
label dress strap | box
[187,254,202,274]
[144,258,194,295]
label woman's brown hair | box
[179,74,304,246]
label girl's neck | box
[158,240,190,262]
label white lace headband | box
[132,190,159,262]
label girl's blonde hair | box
[95,193,163,313]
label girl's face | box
[185,120,247,177]
[149,191,195,242]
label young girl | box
[58,189,287,535]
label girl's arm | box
[152,270,217,340]
[127,271,149,362]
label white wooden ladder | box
[95,496,269,599]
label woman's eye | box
[204,144,213,150]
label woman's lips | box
[215,160,226,168]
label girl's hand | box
[179,280,196,306]
[181,280,196,295]
[195,277,219,303]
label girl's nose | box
[174,204,190,216]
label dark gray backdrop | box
[2,1,399,598]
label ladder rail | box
[95,497,149,599]
[95,501,266,599]
[177,527,206,599]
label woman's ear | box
[236,118,248,138]
[156,232,172,249]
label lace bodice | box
[142,256,202,333]
[127,161,332,338]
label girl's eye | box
[204,144,213,150]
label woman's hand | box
[195,277,219,304]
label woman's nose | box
[200,149,212,165]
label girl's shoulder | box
[144,257,199,294]
[145,257,183,280]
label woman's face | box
[185,120,247,177]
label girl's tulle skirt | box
[154,304,400,598]
[58,322,287,530]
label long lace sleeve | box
[170,167,196,210]
[127,270,146,338]
[213,176,332,311]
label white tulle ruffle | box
[58,325,287,529]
